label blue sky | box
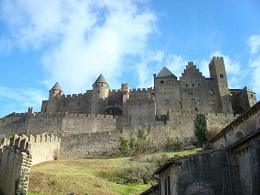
[0,0,260,117]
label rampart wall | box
[28,134,61,165]
[0,113,27,135]
[0,109,238,159]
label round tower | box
[121,83,130,103]
[46,82,64,112]
[91,74,109,114]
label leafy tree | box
[119,136,130,156]
[194,113,208,147]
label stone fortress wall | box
[0,133,61,194]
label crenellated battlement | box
[6,112,28,117]
[130,87,153,92]
[109,89,122,93]
[63,93,87,99]
[28,133,60,143]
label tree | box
[194,113,208,147]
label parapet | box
[130,87,153,92]
[28,133,60,143]
[63,93,86,99]
[8,134,31,153]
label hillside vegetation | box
[28,149,200,195]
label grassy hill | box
[28,149,200,195]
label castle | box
[0,56,257,159]
[41,56,256,121]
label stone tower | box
[91,74,109,114]
[121,83,130,103]
[47,82,64,112]
[209,57,233,113]
[154,67,181,115]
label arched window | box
[235,131,244,141]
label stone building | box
[151,101,260,195]
[41,56,256,119]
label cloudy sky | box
[0,0,260,117]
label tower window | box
[251,94,254,97]
[192,84,194,87]
[98,91,100,94]
[210,89,214,94]
[211,100,216,105]
[165,99,170,105]
[186,84,188,87]
[220,74,224,78]
[161,80,164,84]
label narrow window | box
[220,74,224,78]
[251,94,254,97]
[192,84,194,87]
[186,84,188,87]
[98,91,100,94]
[165,99,170,105]
[210,89,214,94]
[161,80,164,84]
[167,176,171,194]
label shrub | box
[194,113,208,147]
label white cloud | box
[247,34,260,54]
[1,0,156,93]
[0,85,46,116]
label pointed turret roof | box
[242,86,255,94]
[156,67,177,78]
[50,82,62,92]
[94,74,108,84]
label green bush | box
[194,113,208,147]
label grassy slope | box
[28,149,200,195]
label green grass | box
[28,149,200,195]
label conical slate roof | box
[50,82,62,92]
[156,67,177,78]
[94,74,107,84]
[243,86,255,93]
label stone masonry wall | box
[28,134,61,165]
[0,135,32,195]
[0,113,27,135]
[159,150,230,195]
[61,131,119,159]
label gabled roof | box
[156,67,177,78]
[50,82,62,92]
[94,74,107,84]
